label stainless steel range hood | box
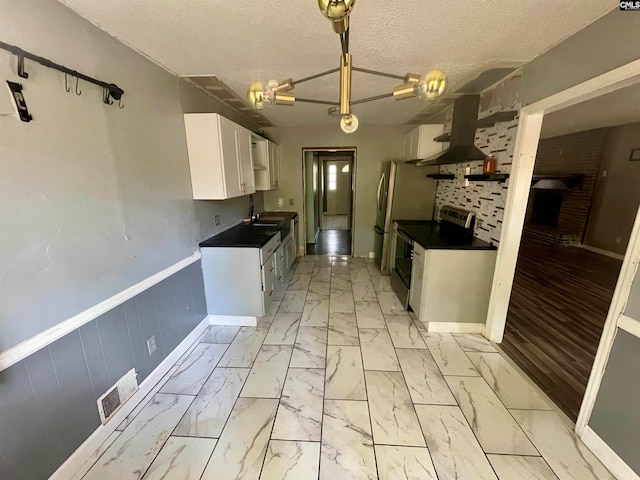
[414,95,487,166]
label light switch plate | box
[214,215,221,226]
[146,335,157,356]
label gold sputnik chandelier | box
[247,0,448,134]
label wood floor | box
[306,229,352,255]
[502,237,622,420]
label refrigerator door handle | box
[374,224,385,236]
[377,173,385,213]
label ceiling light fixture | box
[247,0,447,134]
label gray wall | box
[0,0,261,351]
[518,10,640,106]
[584,123,640,255]
[0,1,260,478]
[0,261,207,480]
[624,271,640,321]
[589,329,640,476]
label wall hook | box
[102,87,113,105]
[64,73,71,93]
[118,97,124,109]
[75,76,82,95]
[17,51,29,79]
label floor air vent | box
[97,368,138,424]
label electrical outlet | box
[477,219,483,229]
[146,335,157,356]
[289,198,294,206]
[214,215,221,226]
[601,170,607,178]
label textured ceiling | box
[59,0,616,127]
[541,83,640,138]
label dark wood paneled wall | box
[525,128,609,245]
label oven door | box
[390,229,413,308]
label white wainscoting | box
[0,252,201,372]
[50,316,209,480]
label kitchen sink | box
[251,221,281,226]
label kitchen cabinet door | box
[184,113,242,199]
[269,142,280,189]
[237,126,255,195]
[275,243,286,298]
[262,252,277,301]
[219,116,244,198]
[409,259,424,318]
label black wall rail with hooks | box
[0,40,125,107]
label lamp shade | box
[318,0,355,20]
[531,179,568,190]
[340,113,359,134]
[417,69,448,101]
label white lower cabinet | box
[409,246,496,327]
[201,234,282,319]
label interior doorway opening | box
[499,83,640,421]
[303,148,356,255]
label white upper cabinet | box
[183,113,256,200]
[402,124,445,161]
[254,137,281,191]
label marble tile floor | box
[79,255,615,480]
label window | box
[328,164,337,191]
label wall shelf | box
[433,133,451,143]
[476,111,518,128]
[426,173,455,180]
[465,173,510,183]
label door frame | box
[482,59,640,437]
[301,147,357,255]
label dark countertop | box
[394,220,496,250]
[259,211,298,222]
[200,223,280,248]
[199,212,298,248]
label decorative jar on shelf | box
[483,156,497,174]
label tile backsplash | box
[434,103,520,245]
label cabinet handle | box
[414,251,421,256]
[268,290,273,296]
[269,267,274,272]
[268,248,273,253]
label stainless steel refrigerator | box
[374,161,438,273]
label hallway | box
[76,256,612,480]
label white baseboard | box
[581,426,639,480]
[207,314,258,326]
[0,252,202,372]
[426,322,484,333]
[50,316,209,480]
[578,244,625,261]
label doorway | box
[502,86,640,420]
[303,148,356,255]
[484,68,640,428]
